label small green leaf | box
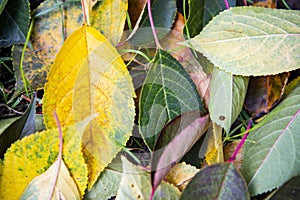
[139,49,206,149]
[270,176,300,199]
[180,163,250,200]
[241,82,300,196]
[0,0,30,47]
[209,68,248,133]
[151,111,209,193]
[21,160,80,200]
[184,0,236,38]
[182,7,300,76]
[116,156,180,200]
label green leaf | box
[151,111,209,193]
[184,0,236,38]
[116,156,180,200]
[209,68,248,133]
[0,0,8,14]
[270,176,300,199]
[0,96,36,159]
[21,160,80,200]
[241,82,300,196]
[182,7,300,76]
[84,155,123,200]
[0,0,30,47]
[139,49,206,149]
[180,163,250,200]
[129,0,177,45]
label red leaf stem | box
[147,0,161,49]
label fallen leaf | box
[0,125,88,199]
[209,67,248,133]
[241,82,300,196]
[43,25,135,188]
[165,162,199,191]
[20,159,80,200]
[182,7,300,76]
[244,73,290,118]
[151,111,209,193]
[116,156,180,200]
[139,49,206,149]
[180,163,250,200]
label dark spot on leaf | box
[219,116,225,121]
[131,184,134,188]
[137,195,141,199]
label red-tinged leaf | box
[151,111,209,194]
[179,163,250,200]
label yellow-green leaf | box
[91,0,128,45]
[43,25,135,188]
[20,159,80,200]
[0,126,88,199]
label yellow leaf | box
[0,126,88,199]
[21,160,80,200]
[165,162,199,191]
[91,0,128,45]
[43,25,135,188]
[205,122,224,165]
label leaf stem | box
[147,0,161,49]
[228,119,252,162]
[224,0,230,9]
[49,112,63,200]
[20,20,34,97]
[243,0,247,6]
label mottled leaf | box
[21,159,80,200]
[12,0,83,93]
[0,0,30,47]
[116,156,180,200]
[139,49,206,149]
[91,0,128,45]
[43,25,135,188]
[182,7,300,76]
[241,82,300,196]
[270,176,300,199]
[0,125,88,199]
[165,162,199,191]
[151,111,209,193]
[180,163,250,200]
[209,68,248,133]
[184,0,236,38]
[0,96,36,159]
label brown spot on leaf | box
[219,116,225,121]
